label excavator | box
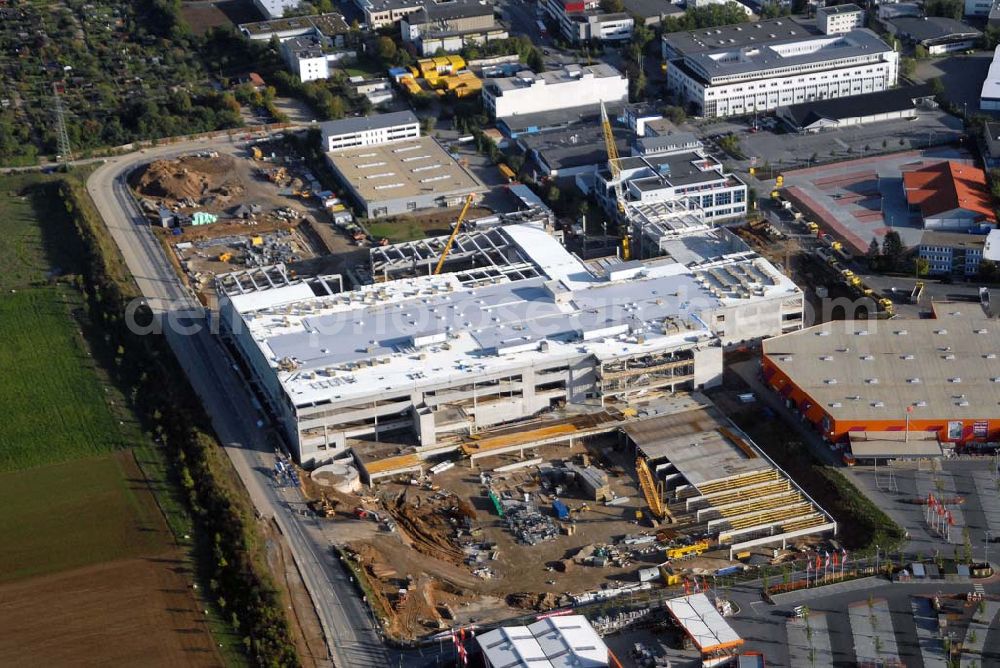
[433,193,476,275]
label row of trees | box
[57,178,299,666]
[660,4,751,33]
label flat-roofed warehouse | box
[623,403,835,556]
[326,136,486,218]
[762,310,1000,447]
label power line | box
[53,82,72,165]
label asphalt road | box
[86,134,389,668]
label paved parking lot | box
[779,146,974,254]
[916,52,996,117]
[736,111,963,171]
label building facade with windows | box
[816,4,865,34]
[482,64,628,119]
[918,231,987,276]
[662,22,898,118]
[319,111,420,151]
[542,0,634,43]
[280,35,355,82]
[593,150,748,221]
[400,0,507,55]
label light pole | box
[875,544,880,573]
[986,530,991,566]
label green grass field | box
[0,174,133,471]
[0,451,170,583]
[0,289,126,470]
[366,220,427,243]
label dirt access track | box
[0,555,221,667]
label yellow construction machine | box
[665,540,710,560]
[433,194,476,275]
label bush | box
[58,179,299,667]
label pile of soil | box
[505,591,560,611]
[132,155,242,202]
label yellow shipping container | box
[447,55,466,70]
[433,56,450,67]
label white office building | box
[318,111,420,151]
[816,3,865,34]
[482,63,628,119]
[662,21,898,118]
[593,149,748,222]
[280,35,355,82]
[542,0,634,43]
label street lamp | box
[986,530,992,566]
[875,544,880,573]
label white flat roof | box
[225,223,797,407]
[983,46,1000,102]
[984,228,1000,261]
[664,593,742,653]
[477,615,608,668]
[255,0,302,19]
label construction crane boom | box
[433,193,476,275]
[636,457,668,521]
[600,101,625,214]
[600,102,632,260]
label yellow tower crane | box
[600,101,632,260]
[433,194,476,275]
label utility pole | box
[53,83,73,166]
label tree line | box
[57,178,299,667]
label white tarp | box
[664,593,742,653]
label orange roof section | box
[902,161,995,222]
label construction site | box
[299,393,837,641]
[129,140,367,301]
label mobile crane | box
[433,193,476,275]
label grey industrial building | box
[886,16,982,55]
[776,84,935,133]
[400,0,506,55]
[325,135,486,217]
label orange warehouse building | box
[761,313,1000,447]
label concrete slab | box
[971,471,1000,538]
[910,596,948,668]
[786,612,834,667]
[771,576,887,606]
[849,598,901,665]
[960,600,1000,667]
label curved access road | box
[86,133,389,668]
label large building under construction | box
[217,218,802,466]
